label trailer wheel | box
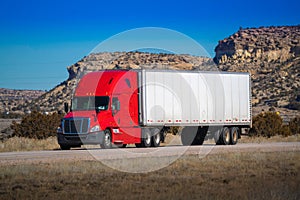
[221,127,230,145]
[60,145,71,150]
[142,129,152,147]
[100,129,112,149]
[151,129,161,147]
[230,127,239,145]
[181,127,198,146]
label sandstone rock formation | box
[214,25,300,113]
[1,25,299,120]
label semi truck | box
[57,70,251,150]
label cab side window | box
[112,97,120,111]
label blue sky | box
[0,0,299,90]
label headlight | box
[90,125,100,132]
[57,126,63,134]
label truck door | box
[112,92,139,127]
[111,94,140,144]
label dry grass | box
[0,137,59,152]
[0,134,299,153]
[0,151,299,200]
[239,134,300,143]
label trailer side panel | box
[140,70,251,127]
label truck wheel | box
[142,129,152,147]
[181,127,197,146]
[100,129,112,149]
[60,145,71,150]
[221,127,230,145]
[135,143,142,148]
[151,129,161,147]
[230,127,239,145]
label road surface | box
[0,142,299,165]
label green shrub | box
[11,111,63,139]
[289,116,300,134]
[250,112,291,137]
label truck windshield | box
[71,96,109,111]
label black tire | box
[142,129,152,147]
[221,127,230,145]
[100,129,112,149]
[181,127,198,146]
[60,145,71,150]
[151,129,161,147]
[116,144,127,148]
[135,143,142,148]
[230,127,239,145]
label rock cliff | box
[1,25,299,119]
[214,25,300,113]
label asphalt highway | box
[0,142,299,164]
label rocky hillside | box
[0,88,45,115]
[1,25,299,119]
[214,25,300,113]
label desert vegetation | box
[0,137,59,152]
[0,151,299,199]
[249,112,300,137]
[9,111,63,139]
[0,111,298,152]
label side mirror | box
[112,97,120,116]
[64,102,69,113]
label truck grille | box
[63,118,90,134]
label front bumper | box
[57,131,104,146]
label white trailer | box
[138,70,251,145]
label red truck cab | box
[57,70,145,150]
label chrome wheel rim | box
[145,133,151,145]
[104,133,111,146]
[233,129,238,142]
[224,128,230,143]
[154,133,160,145]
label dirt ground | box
[0,150,299,200]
